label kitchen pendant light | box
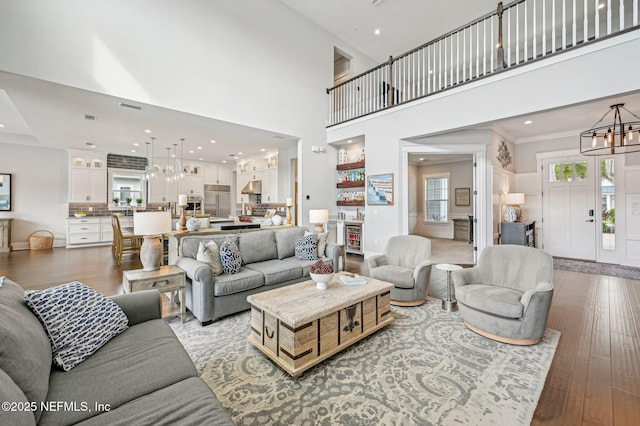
[580,103,640,155]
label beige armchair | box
[452,245,554,345]
[366,235,433,306]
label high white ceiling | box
[1,1,638,165]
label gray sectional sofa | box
[176,226,342,325]
[0,278,233,426]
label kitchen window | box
[425,174,449,222]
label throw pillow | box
[295,233,318,261]
[305,230,328,258]
[220,239,242,274]
[197,240,223,276]
[24,282,129,371]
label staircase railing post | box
[387,55,394,106]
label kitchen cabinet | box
[66,217,114,248]
[237,172,251,204]
[148,176,177,203]
[178,174,204,196]
[262,168,278,203]
[203,163,232,185]
[68,150,107,203]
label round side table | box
[435,263,462,312]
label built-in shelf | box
[337,181,365,189]
[337,160,365,170]
[337,200,365,206]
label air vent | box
[119,102,143,110]
[84,114,96,121]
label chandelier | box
[580,103,640,155]
[142,137,156,180]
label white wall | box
[0,0,377,230]
[327,32,640,255]
[0,144,68,248]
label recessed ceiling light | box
[189,150,194,154]
[261,148,266,152]
[238,152,243,155]
[199,157,203,161]
[347,140,353,143]
[197,146,203,150]
[524,120,533,125]
[210,140,216,144]
[171,154,176,158]
[131,149,136,153]
[222,160,227,163]
[144,129,152,133]
[419,157,425,161]
[133,142,139,146]
[374,28,381,35]
[0,124,5,128]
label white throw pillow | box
[196,240,223,276]
[305,230,328,258]
[24,282,129,371]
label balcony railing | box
[327,0,640,127]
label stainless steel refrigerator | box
[203,184,231,218]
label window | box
[549,161,587,182]
[425,174,449,222]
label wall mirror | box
[0,173,12,211]
[108,168,145,208]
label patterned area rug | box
[170,301,559,425]
[553,257,640,280]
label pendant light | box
[580,103,640,155]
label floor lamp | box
[134,211,171,271]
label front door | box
[542,156,596,260]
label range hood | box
[241,180,262,194]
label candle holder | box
[286,198,293,226]
[179,204,188,230]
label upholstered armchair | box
[366,235,433,306]
[452,245,554,345]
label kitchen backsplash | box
[247,203,287,217]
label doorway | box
[334,48,351,85]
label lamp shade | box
[309,209,329,224]
[134,211,172,236]
[504,193,525,205]
[178,194,188,206]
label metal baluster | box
[462,27,466,82]
[595,0,600,38]
[619,0,625,30]
[584,0,589,42]
[543,0,547,55]
[438,39,442,90]
[572,0,577,46]
[456,31,460,84]
[552,0,556,52]
[562,0,567,49]
[507,7,512,66]
[476,23,480,77]
[483,19,486,76]
[490,17,494,73]
[516,3,520,64]
[524,1,528,62]
[533,0,537,59]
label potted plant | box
[113,197,119,206]
[126,197,132,205]
[136,198,143,206]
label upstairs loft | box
[326,0,640,127]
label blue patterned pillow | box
[24,282,129,371]
[295,234,318,261]
[220,239,242,274]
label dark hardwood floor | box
[1,247,639,425]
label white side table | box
[122,265,186,322]
[435,263,462,312]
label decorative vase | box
[186,217,200,232]
[504,206,517,223]
[310,272,334,290]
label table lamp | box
[309,209,329,233]
[286,197,293,225]
[503,193,525,222]
[178,194,188,230]
[134,211,171,271]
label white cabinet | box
[148,176,177,203]
[262,168,278,203]
[178,174,203,196]
[68,150,107,203]
[203,163,232,185]
[237,173,251,204]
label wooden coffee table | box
[247,273,393,377]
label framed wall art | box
[367,173,394,205]
[0,174,12,211]
[455,187,470,206]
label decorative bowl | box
[74,212,87,218]
[186,217,200,232]
[310,272,335,290]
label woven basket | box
[29,230,54,250]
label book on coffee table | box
[340,275,367,285]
